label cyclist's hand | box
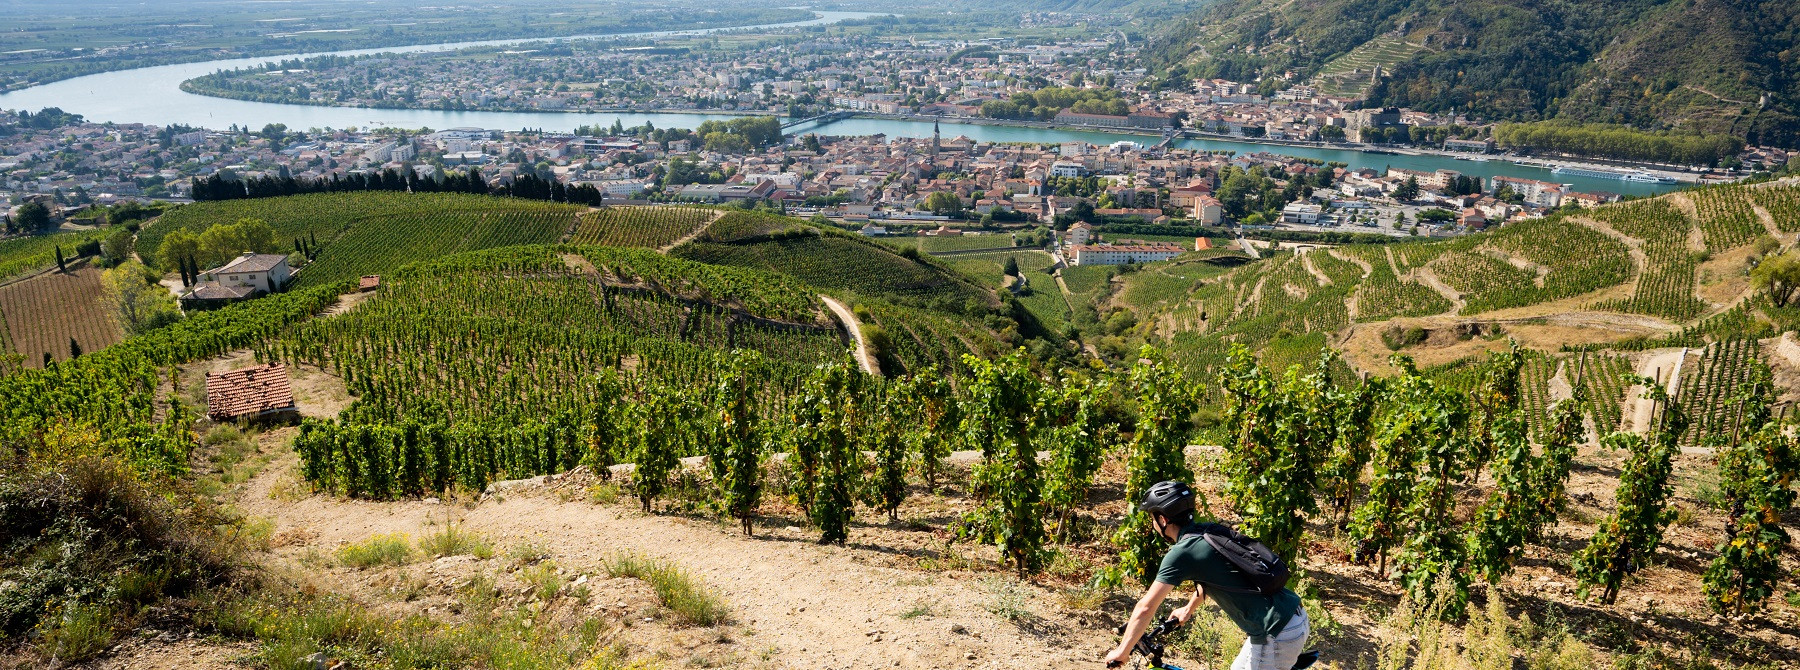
[1103,645,1130,668]
[1171,603,1196,625]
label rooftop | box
[209,252,289,275]
[205,363,295,421]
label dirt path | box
[657,210,727,253]
[1629,348,1688,434]
[1749,203,1795,245]
[1299,250,1332,287]
[1414,266,1464,316]
[1381,246,1403,277]
[237,452,1108,670]
[821,295,880,377]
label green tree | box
[15,202,50,230]
[1572,377,1687,604]
[1112,345,1198,586]
[920,191,963,216]
[1750,250,1800,307]
[101,260,180,334]
[156,229,201,274]
[1393,176,1420,201]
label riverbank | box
[827,112,1717,187]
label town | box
[3,102,1763,257]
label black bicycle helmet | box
[1140,480,1196,518]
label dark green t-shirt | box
[1154,528,1301,640]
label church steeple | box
[931,120,941,170]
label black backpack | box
[1192,522,1291,597]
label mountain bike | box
[1108,617,1319,670]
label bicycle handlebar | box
[1107,616,1181,668]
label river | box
[0,12,1682,197]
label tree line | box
[191,167,610,206]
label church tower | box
[931,119,941,171]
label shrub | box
[0,455,234,648]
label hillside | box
[5,187,1800,670]
[1147,0,1800,147]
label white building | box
[1050,161,1088,178]
[1069,243,1184,266]
[1281,202,1324,224]
[203,253,292,294]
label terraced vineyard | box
[1571,353,1634,434]
[1586,200,1708,321]
[1311,35,1426,98]
[270,245,844,434]
[883,233,1019,253]
[0,228,109,282]
[857,300,1003,374]
[1687,187,1765,250]
[1745,183,1800,233]
[1675,337,1766,448]
[1336,246,1454,321]
[570,206,716,248]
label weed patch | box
[603,553,729,626]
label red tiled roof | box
[206,363,294,420]
[359,275,381,290]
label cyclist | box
[1103,481,1309,669]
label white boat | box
[1623,171,1678,184]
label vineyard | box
[140,192,583,285]
[1687,187,1766,250]
[0,227,109,282]
[1675,337,1767,448]
[674,228,992,309]
[6,182,1800,670]
[1745,183,1800,234]
[569,206,717,248]
[1585,200,1710,321]
[0,264,124,368]
[1335,245,1455,321]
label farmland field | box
[674,230,992,307]
[0,263,125,367]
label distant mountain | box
[1145,0,1800,147]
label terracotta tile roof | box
[206,363,295,420]
[359,275,381,291]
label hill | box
[1146,0,1800,148]
[139,192,586,287]
[7,185,1800,670]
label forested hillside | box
[1147,0,1800,148]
